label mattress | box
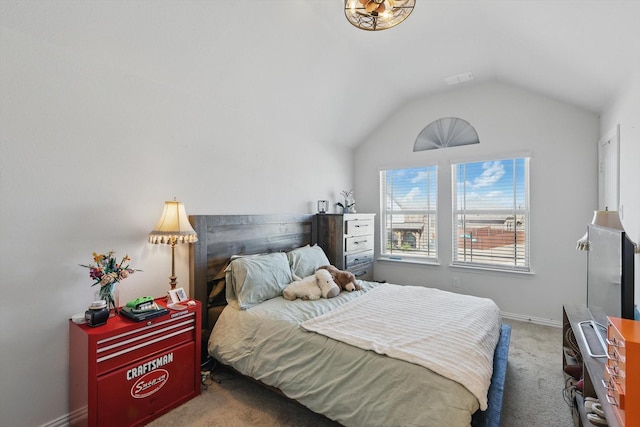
[209,280,501,427]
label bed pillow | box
[287,244,331,279]
[225,252,293,310]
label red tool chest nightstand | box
[69,298,201,426]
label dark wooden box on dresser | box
[313,213,375,281]
[69,298,201,427]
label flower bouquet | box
[80,251,141,313]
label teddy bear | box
[318,265,361,292]
[283,269,340,301]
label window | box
[452,157,530,271]
[380,166,437,261]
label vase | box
[96,283,119,315]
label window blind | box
[452,158,530,271]
[380,166,437,260]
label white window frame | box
[451,156,530,272]
[379,165,438,263]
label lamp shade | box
[590,210,624,230]
[576,209,639,253]
[148,200,198,244]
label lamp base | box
[169,275,177,290]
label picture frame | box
[168,287,188,304]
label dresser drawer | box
[349,263,373,281]
[345,235,373,252]
[345,251,373,269]
[345,218,374,236]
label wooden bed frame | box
[189,214,315,331]
[188,214,510,427]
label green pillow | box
[225,252,293,310]
[287,245,331,279]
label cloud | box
[467,161,505,189]
[388,167,435,210]
[412,170,431,183]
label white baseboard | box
[501,311,562,328]
[39,413,69,427]
[40,406,85,427]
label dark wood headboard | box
[188,214,315,330]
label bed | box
[189,214,510,427]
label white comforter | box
[301,283,501,410]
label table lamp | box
[149,199,198,290]
[576,209,639,253]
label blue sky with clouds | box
[384,158,527,212]
[456,158,527,210]
[383,166,437,211]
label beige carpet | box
[147,320,574,427]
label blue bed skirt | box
[471,323,511,427]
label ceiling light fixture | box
[345,0,416,31]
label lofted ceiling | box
[2,0,640,148]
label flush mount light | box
[345,0,416,31]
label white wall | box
[600,70,640,303]
[354,81,599,322]
[0,29,353,426]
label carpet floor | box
[147,319,574,427]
